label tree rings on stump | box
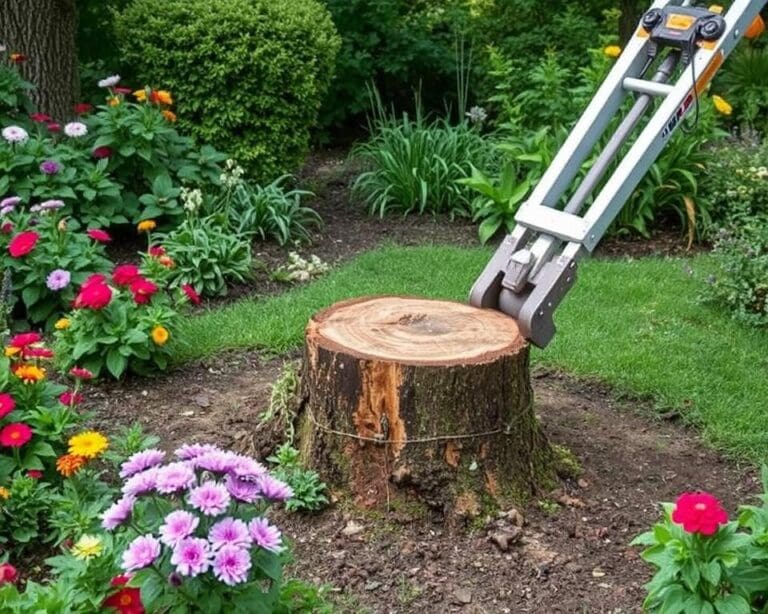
[298,296,553,518]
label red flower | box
[113,86,132,95]
[1,222,13,234]
[182,284,201,305]
[74,103,93,115]
[87,228,112,243]
[47,123,61,133]
[27,470,43,479]
[9,53,26,64]
[0,563,17,585]
[0,423,33,448]
[148,245,165,257]
[129,277,158,305]
[104,575,144,614]
[21,347,54,360]
[8,231,40,258]
[70,366,94,380]
[30,112,52,123]
[9,332,42,348]
[671,492,729,536]
[0,393,16,419]
[59,390,84,406]
[92,146,113,159]
[74,276,112,309]
[112,264,141,286]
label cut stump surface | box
[298,296,553,516]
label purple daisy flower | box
[209,517,252,550]
[101,495,136,531]
[121,534,161,572]
[122,467,159,496]
[225,472,261,504]
[171,537,211,577]
[155,462,197,494]
[46,269,71,291]
[248,517,283,553]
[174,443,222,461]
[0,196,20,215]
[39,160,61,175]
[231,455,267,478]
[38,199,65,211]
[188,481,231,516]
[257,474,293,502]
[193,449,241,474]
[120,449,166,479]
[159,510,200,548]
[212,545,252,586]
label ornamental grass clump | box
[102,443,293,611]
[632,467,768,612]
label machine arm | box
[470,0,766,348]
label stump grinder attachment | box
[471,0,766,348]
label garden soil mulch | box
[88,151,747,613]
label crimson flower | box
[0,423,33,448]
[74,103,93,115]
[59,390,84,406]
[27,470,43,479]
[9,332,42,348]
[103,575,144,614]
[112,264,141,286]
[22,347,54,360]
[129,277,158,305]
[30,112,52,123]
[113,86,132,95]
[671,492,729,536]
[1,222,13,234]
[9,53,26,64]
[74,275,112,309]
[148,245,165,257]
[47,123,61,133]
[0,393,16,419]
[92,146,113,159]
[70,366,94,380]
[182,284,201,305]
[87,228,112,243]
[8,231,40,257]
[0,563,17,585]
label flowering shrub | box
[632,467,768,612]
[54,246,199,377]
[0,198,111,326]
[95,443,293,611]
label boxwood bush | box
[115,0,340,181]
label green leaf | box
[106,348,128,378]
[681,560,701,592]
[478,216,502,245]
[713,594,751,614]
[701,561,721,586]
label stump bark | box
[297,296,553,516]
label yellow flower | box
[56,454,87,477]
[72,534,103,560]
[13,364,45,383]
[162,110,177,123]
[133,89,147,102]
[155,90,173,105]
[0,486,9,500]
[712,95,732,116]
[137,220,157,233]
[151,325,170,346]
[4,346,20,357]
[55,318,71,330]
[107,96,120,107]
[604,45,622,59]
[68,431,109,459]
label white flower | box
[180,187,203,213]
[465,106,488,124]
[97,74,121,88]
[2,125,28,143]
[63,121,88,138]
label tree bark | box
[619,0,647,44]
[0,0,79,120]
[297,296,553,519]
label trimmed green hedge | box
[115,0,340,180]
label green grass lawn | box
[177,245,768,461]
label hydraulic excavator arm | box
[470,0,767,348]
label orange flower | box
[107,96,120,107]
[151,326,170,346]
[158,255,175,268]
[162,110,177,123]
[152,90,173,105]
[13,363,46,383]
[56,454,87,477]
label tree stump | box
[297,296,553,517]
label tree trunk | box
[297,296,554,520]
[0,0,79,120]
[620,0,647,44]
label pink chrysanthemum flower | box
[175,443,222,461]
[258,474,293,502]
[171,537,211,577]
[188,481,231,516]
[225,473,261,504]
[212,545,251,586]
[155,462,197,494]
[120,449,166,479]
[209,517,252,550]
[101,495,136,531]
[121,535,161,571]
[159,510,200,548]
[122,467,159,496]
[248,517,284,553]
[193,449,241,474]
